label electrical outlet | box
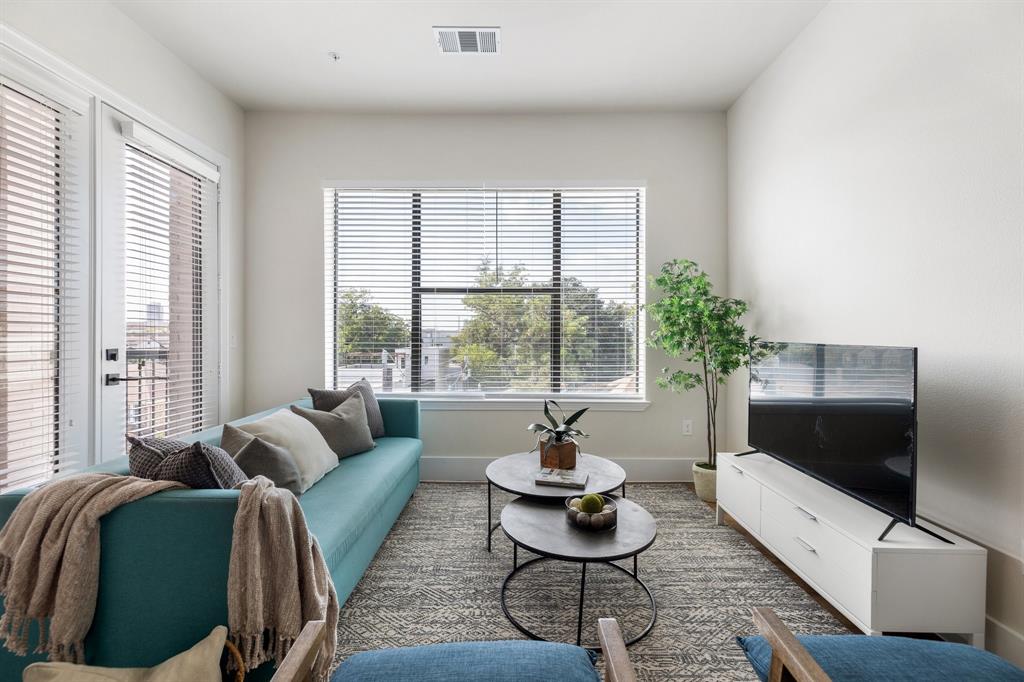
[682,419,693,436]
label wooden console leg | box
[715,502,725,526]
[969,632,985,649]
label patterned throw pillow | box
[308,379,385,438]
[127,436,190,478]
[126,436,247,489]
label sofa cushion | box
[332,640,599,682]
[300,437,421,572]
[736,634,1024,682]
[291,394,375,459]
[309,381,384,438]
[233,409,337,492]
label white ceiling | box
[112,0,826,113]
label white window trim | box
[1,24,234,464]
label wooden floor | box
[686,482,859,633]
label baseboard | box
[420,455,697,482]
[987,615,1024,667]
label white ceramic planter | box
[692,461,717,503]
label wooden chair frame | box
[271,608,828,682]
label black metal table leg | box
[633,554,638,577]
[500,556,656,650]
[487,481,492,552]
[513,543,518,569]
[576,562,588,646]
[621,481,627,498]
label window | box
[122,143,216,438]
[0,81,82,489]
[324,187,645,399]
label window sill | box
[403,396,651,412]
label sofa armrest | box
[379,399,420,439]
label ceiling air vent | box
[433,27,501,54]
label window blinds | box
[0,83,81,490]
[123,144,214,438]
[324,187,645,397]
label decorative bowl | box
[565,494,617,531]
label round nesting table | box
[499,495,657,649]
[484,452,627,551]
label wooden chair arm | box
[751,608,831,682]
[598,618,637,682]
[270,620,328,682]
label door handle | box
[730,464,743,474]
[794,536,817,553]
[105,373,168,386]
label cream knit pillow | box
[24,626,226,681]
[233,409,338,492]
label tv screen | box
[748,342,917,525]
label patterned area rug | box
[333,483,849,680]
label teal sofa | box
[0,397,421,680]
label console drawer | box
[761,513,871,624]
[760,487,872,576]
[718,459,761,534]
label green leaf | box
[563,407,589,426]
[543,401,559,429]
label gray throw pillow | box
[127,436,190,478]
[308,379,384,438]
[291,393,376,459]
[156,442,248,489]
[222,424,303,495]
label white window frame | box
[322,180,650,412]
[1,25,235,465]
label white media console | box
[716,451,987,647]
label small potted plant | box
[646,259,768,502]
[528,400,589,469]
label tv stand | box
[716,452,987,647]
[877,518,954,545]
[733,449,760,457]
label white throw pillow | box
[235,409,338,492]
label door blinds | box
[0,82,81,490]
[324,187,645,398]
[123,144,214,438]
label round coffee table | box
[485,452,627,551]
[499,495,657,648]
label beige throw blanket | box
[0,473,185,662]
[228,476,338,680]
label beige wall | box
[726,0,1024,663]
[2,0,247,422]
[244,112,726,473]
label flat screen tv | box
[748,342,917,525]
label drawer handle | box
[794,536,818,554]
[794,506,817,522]
[730,464,743,474]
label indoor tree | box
[647,260,766,470]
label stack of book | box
[535,467,589,489]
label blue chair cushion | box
[736,634,1024,682]
[332,640,600,682]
